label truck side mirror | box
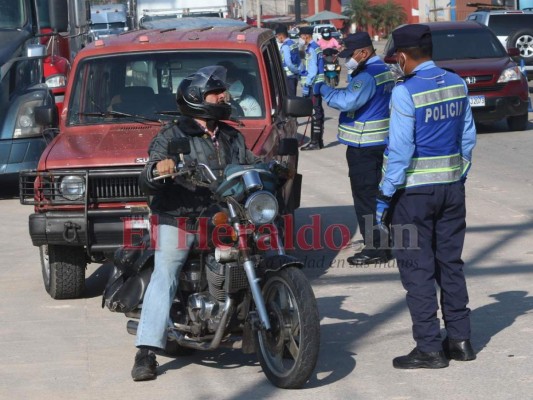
[167,138,191,156]
[282,97,313,118]
[277,138,299,156]
[34,105,58,127]
[48,0,69,33]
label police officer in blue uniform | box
[320,32,395,264]
[275,25,301,97]
[378,24,477,369]
[298,26,325,150]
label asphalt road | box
[1,65,532,399]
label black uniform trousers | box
[286,76,298,97]
[346,144,386,248]
[391,181,471,353]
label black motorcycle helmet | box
[177,65,232,120]
[322,27,332,40]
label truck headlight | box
[45,74,67,88]
[59,176,86,200]
[245,191,278,225]
[497,66,521,83]
[14,99,42,138]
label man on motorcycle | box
[131,65,259,381]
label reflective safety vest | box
[337,61,394,147]
[281,38,300,77]
[300,41,324,86]
[385,66,470,188]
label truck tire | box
[40,245,86,299]
[507,29,533,64]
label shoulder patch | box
[351,80,363,90]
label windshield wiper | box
[78,110,161,124]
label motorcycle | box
[323,48,341,87]
[102,137,320,389]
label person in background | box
[317,27,341,51]
[275,25,301,97]
[319,32,395,265]
[298,25,325,151]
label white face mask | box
[344,57,359,71]
[228,80,244,99]
[298,38,306,48]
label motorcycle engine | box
[187,292,222,332]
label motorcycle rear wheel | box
[256,267,320,389]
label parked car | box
[288,24,342,43]
[19,25,312,299]
[383,21,530,131]
[466,9,533,79]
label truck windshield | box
[0,0,26,29]
[431,29,507,61]
[67,51,265,126]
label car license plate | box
[469,95,485,107]
[129,218,150,230]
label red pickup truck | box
[20,24,311,299]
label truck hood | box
[0,30,31,67]
[43,125,161,170]
[437,57,513,78]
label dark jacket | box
[139,116,259,224]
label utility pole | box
[295,0,301,23]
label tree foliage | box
[344,0,407,37]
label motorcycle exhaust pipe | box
[126,298,234,351]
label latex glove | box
[315,81,326,95]
[301,85,310,97]
[376,197,391,226]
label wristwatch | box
[377,192,393,202]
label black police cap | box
[298,26,313,35]
[275,25,288,36]
[338,32,373,58]
[388,24,432,56]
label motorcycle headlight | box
[245,191,278,225]
[45,74,67,88]
[326,64,336,71]
[59,175,86,201]
[497,66,521,83]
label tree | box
[343,0,373,32]
[376,0,407,37]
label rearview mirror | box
[167,138,191,155]
[277,138,299,156]
[283,96,313,118]
[48,0,69,33]
[34,105,58,127]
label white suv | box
[466,10,533,79]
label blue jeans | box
[135,224,195,349]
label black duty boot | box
[131,349,158,381]
[347,249,389,265]
[301,141,321,151]
[318,124,325,149]
[393,348,449,369]
[443,338,476,361]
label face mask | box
[344,57,359,71]
[228,80,244,99]
[298,38,306,48]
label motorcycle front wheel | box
[256,267,320,389]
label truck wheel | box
[507,29,533,63]
[40,245,86,299]
[507,113,529,131]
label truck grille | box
[20,168,145,205]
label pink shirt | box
[318,37,341,50]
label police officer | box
[275,25,301,97]
[320,32,395,264]
[378,24,477,369]
[298,26,325,150]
